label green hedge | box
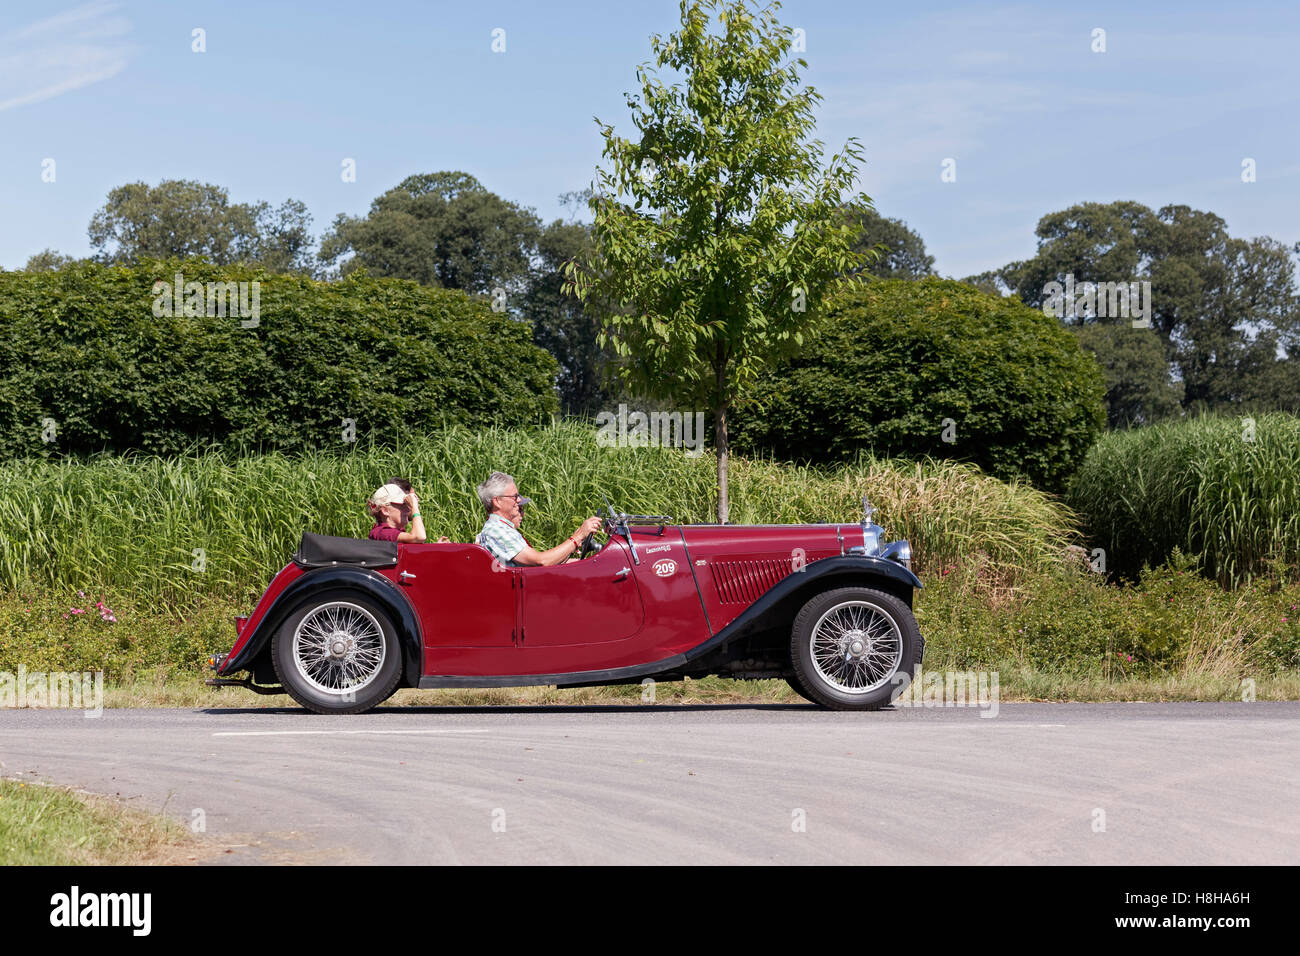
[730,278,1106,491]
[0,260,558,457]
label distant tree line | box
[962,201,1300,426]
[14,177,1298,430]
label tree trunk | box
[715,400,729,524]
[714,350,729,524]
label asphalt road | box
[2,702,1297,864]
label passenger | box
[475,471,601,567]
[368,481,450,543]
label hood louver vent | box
[710,558,794,604]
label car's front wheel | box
[272,590,403,714]
[789,586,923,710]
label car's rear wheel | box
[789,586,922,711]
[785,674,819,705]
[272,590,402,714]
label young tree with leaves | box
[565,0,872,522]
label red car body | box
[211,510,924,713]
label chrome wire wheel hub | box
[293,602,386,697]
[810,600,902,694]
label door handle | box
[399,571,416,585]
[614,567,631,580]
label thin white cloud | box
[0,1,132,112]
[819,4,1299,201]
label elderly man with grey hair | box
[475,471,603,567]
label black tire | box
[271,589,403,715]
[785,675,819,705]
[789,586,923,711]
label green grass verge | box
[2,421,1297,697]
[0,778,205,865]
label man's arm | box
[510,517,603,567]
[511,539,580,567]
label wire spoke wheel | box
[292,601,387,697]
[808,599,903,695]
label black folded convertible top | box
[292,532,398,569]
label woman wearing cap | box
[368,481,449,543]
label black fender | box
[223,567,423,689]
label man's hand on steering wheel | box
[573,515,604,559]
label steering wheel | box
[578,532,602,559]
[573,498,622,560]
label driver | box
[475,471,602,567]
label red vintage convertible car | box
[208,500,923,713]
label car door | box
[517,538,644,650]
[395,541,517,660]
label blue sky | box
[2,0,1297,277]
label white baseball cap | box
[370,483,409,508]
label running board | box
[205,677,285,696]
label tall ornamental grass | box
[0,421,1078,605]
[1068,412,1300,587]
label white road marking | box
[212,729,493,737]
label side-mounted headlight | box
[879,540,912,571]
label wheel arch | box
[684,555,921,673]
[777,564,915,620]
[226,567,423,689]
[732,556,918,638]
